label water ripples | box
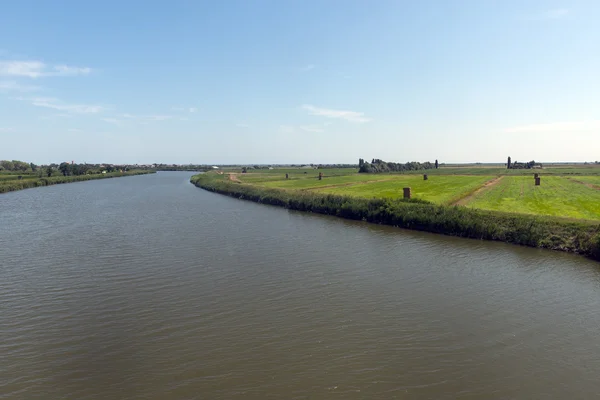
[2,172,600,399]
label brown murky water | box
[2,172,600,399]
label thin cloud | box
[0,80,40,92]
[0,60,92,78]
[504,121,600,133]
[302,104,371,123]
[68,128,83,132]
[39,113,73,119]
[300,125,325,133]
[0,127,15,132]
[103,117,121,125]
[236,123,249,128]
[121,113,173,121]
[172,106,198,113]
[300,64,316,72]
[25,97,104,113]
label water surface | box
[1,172,600,399]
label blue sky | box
[1,0,599,164]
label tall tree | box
[0,160,14,171]
[507,156,512,169]
[435,159,438,169]
[59,162,72,176]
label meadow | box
[229,165,600,221]
[463,176,600,220]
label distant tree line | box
[0,160,37,172]
[506,157,542,169]
[358,158,436,173]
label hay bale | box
[318,172,323,181]
[535,177,541,186]
[403,187,411,199]
[423,174,428,180]
[285,173,289,179]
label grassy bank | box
[191,172,600,261]
[0,170,155,194]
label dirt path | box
[567,178,600,191]
[227,173,241,183]
[451,176,504,206]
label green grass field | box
[314,175,492,204]
[463,176,600,220]
[212,166,600,221]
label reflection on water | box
[1,172,600,399]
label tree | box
[46,167,53,177]
[507,156,512,169]
[59,162,72,176]
[30,162,38,172]
[1,160,14,171]
[435,159,438,169]
[12,160,29,172]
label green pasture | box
[253,174,393,189]
[463,176,600,220]
[218,164,600,221]
[313,175,492,204]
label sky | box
[1,0,599,165]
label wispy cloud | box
[504,121,600,133]
[122,113,173,121]
[300,125,325,133]
[103,117,121,125]
[0,80,40,92]
[38,113,73,120]
[0,127,14,132]
[22,96,104,113]
[302,104,371,123]
[172,106,198,113]
[0,60,92,78]
[300,64,316,72]
[53,65,92,76]
[236,123,249,128]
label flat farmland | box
[463,176,600,220]
[313,175,493,204]
[253,174,394,190]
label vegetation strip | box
[191,173,600,261]
[0,171,155,194]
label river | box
[1,171,600,399]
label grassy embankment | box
[191,167,600,260]
[0,170,155,194]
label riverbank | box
[191,172,600,261]
[0,170,155,194]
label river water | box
[1,172,600,399]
